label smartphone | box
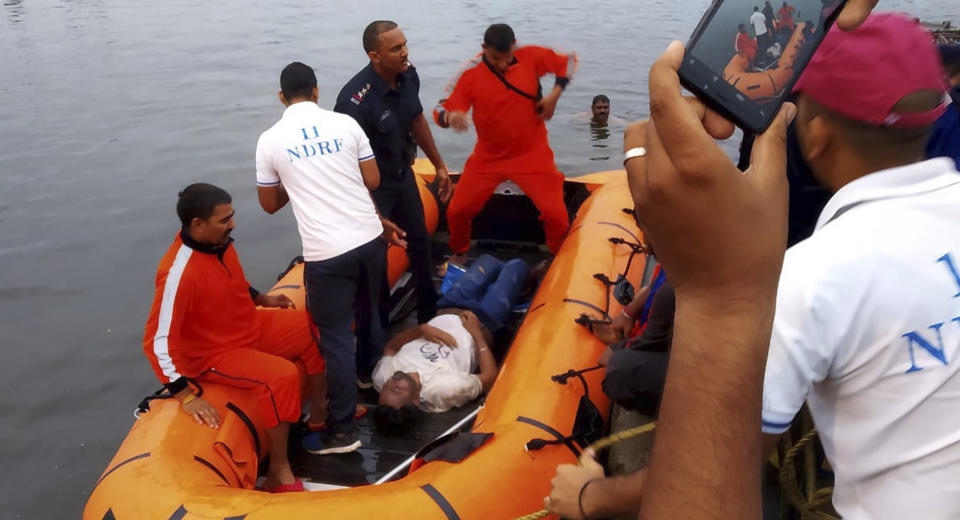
[679,0,847,133]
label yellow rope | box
[515,422,658,520]
[779,428,838,520]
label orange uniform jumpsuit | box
[142,231,325,428]
[435,46,576,254]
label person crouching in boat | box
[373,255,529,434]
[142,183,327,493]
[434,23,576,266]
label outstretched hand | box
[544,448,605,519]
[380,217,408,248]
[434,165,454,204]
[181,396,220,428]
[446,111,469,132]
[627,40,794,304]
[256,293,294,309]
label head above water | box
[792,13,948,192]
[363,20,410,77]
[176,183,235,246]
[482,23,517,74]
[591,94,610,124]
[278,61,318,106]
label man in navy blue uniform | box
[336,20,451,327]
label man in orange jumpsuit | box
[434,23,576,264]
[735,23,759,65]
[778,2,797,33]
[142,183,326,493]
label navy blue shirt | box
[926,86,960,171]
[335,63,424,182]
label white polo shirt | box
[751,11,768,36]
[256,101,382,261]
[762,158,960,519]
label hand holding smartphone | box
[679,0,847,132]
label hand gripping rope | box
[513,422,658,520]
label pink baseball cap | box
[793,12,949,127]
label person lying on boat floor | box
[373,255,528,434]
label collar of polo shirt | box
[815,158,960,232]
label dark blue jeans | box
[304,238,386,434]
[437,254,529,332]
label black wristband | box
[555,77,570,89]
[578,478,601,519]
[248,286,260,302]
[164,377,189,395]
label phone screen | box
[679,0,845,132]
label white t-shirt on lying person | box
[373,314,483,412]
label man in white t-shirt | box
[750,6,770,52]
[372,254,531,434]
[374,310,495,414]
[759,15,960,519]
[255,61,405,455]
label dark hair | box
[176,183,231,227]
[754,6,759,11]
[483,23,516,53]
[280,61,317,101]
[363,20,398,53]
[738,23,747,31]
[591,94,609,107]
[373,404,421,436]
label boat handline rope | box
[513,422,657,520]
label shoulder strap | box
[481,55,542,102]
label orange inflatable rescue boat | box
[724,23,808,100]
[84,167,646,520]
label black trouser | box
[602,349,669,416]
[304,238,386,434]
[372,166,438,323]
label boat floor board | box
[288,389,479,487]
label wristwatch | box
[623,146,646,166]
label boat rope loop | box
[550,364,604,386]
[526,366,606,452]
[514,422,658,520]
[779,428,838,520]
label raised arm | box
[630,41,794,519]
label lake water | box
[1,0,955,517]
